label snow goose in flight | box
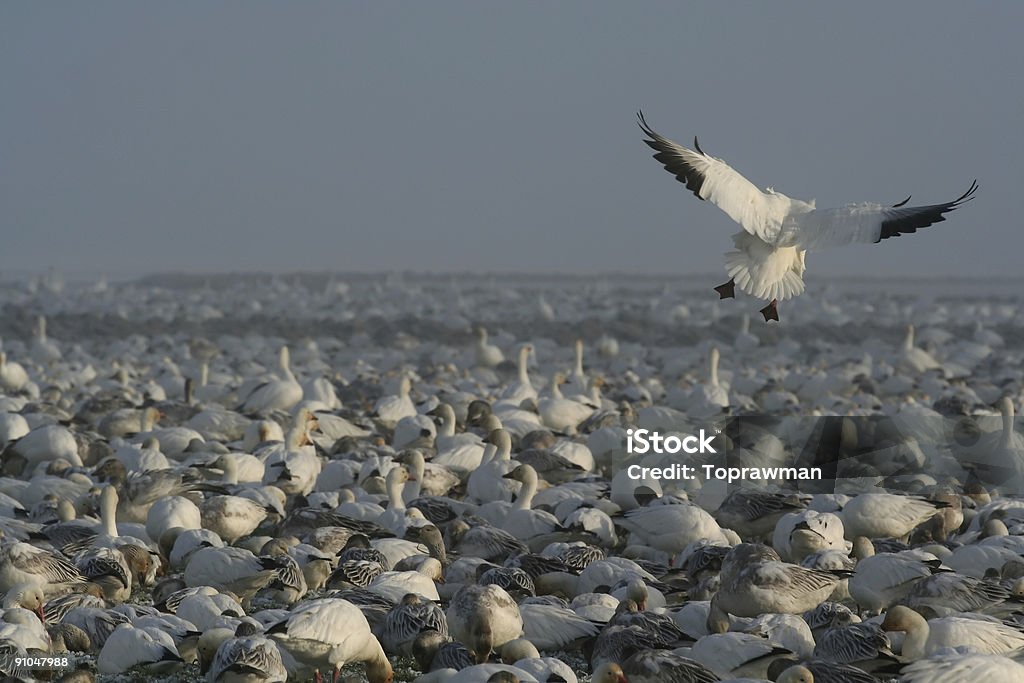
[638,111,977,321]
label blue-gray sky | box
[2,2,1021,277]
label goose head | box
[501,464,537,484]
[591,663,628,683]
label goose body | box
[268,597,393,682]
[638,112,977,320]
[97,623,184,675]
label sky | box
[2,2,1021,278]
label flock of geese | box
[0,274,1023,683]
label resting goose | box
[237,346,303,417]
[96,623,184,675]
[499,465,562,540]
[0,352,29,393]
[537,373,594,435]
[882,605,1024,659]
[847,537,941,613]
[0,540,85,596]
[473,327,504,368]
[709,543,846,631]
[373,376,417,427]
[899,652,1024,683]
[638,111,977,320]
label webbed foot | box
[714,279,736,299]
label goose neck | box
[518,348,531,384]
[903,325,915,351]
[404,453,425,500]
[899,612,929,660]
[387,471,407,511]
[551,378,564,400]
[514,470,537,510]
[100,487,119,537]
[439,408,456,438]
[221,455,239,486]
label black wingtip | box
[956,179,979,204]
[637,110,654,136]
[893,195,912,208]
[694,136,705,155]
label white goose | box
[31,315,62,364]
[473,327,504,368]
[0,352,29,392]
[5,424,82,470]
[268,597,393,683]
[97,623,184,675]
[896,324,943,374]
[537,373,594,435]
[560,339,590,399]
[500,464,562,540]
[237,346,304,416]
[497,345,537,407]
[680,346,730,419]
[638,111,977,320]
[848,537,939,613]
[839,493,943,541]
[373,375,417,426]
[882,605,1024,660]
[183,546,278,603]
[376,466,417,536]
[467,430,519,504]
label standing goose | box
[638,112,977,321]
[446,584,523,663]
[268,597,393,683]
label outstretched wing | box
[790,181,978,251]
[638,111,784,243]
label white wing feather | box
[787,181,978,251]
[639,112,798,244]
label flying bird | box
[638,111,977,321]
